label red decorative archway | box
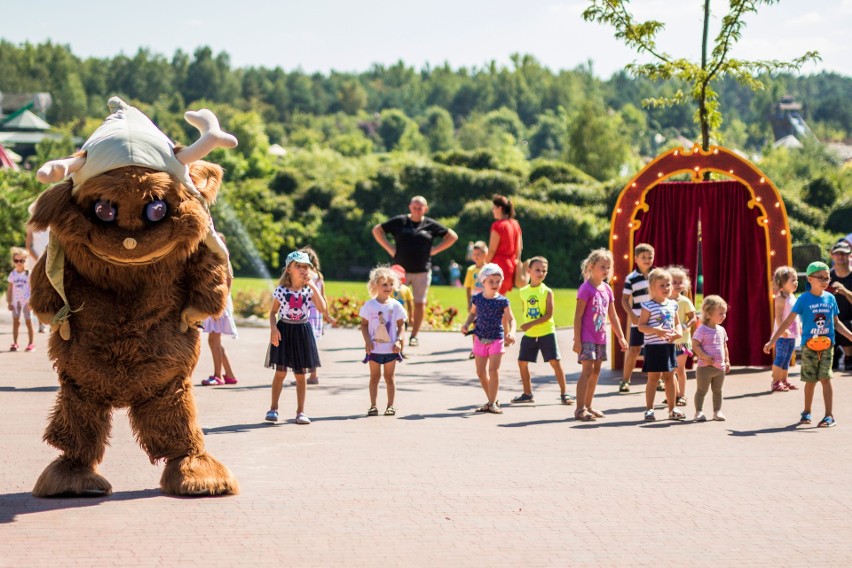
[609,144,792,369]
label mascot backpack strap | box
[45,232,82,340]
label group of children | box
[10,234,851,430]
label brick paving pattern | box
[2,310,852,566]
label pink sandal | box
[771,381,788,392]
[782,381,798,390]
[202,375,223,386]
[223,375,238,385]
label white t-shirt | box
[7,270,31,304]
[359,298,407,354]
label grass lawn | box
[233,277,579,328]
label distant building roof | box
[0,92,52,116]
[773,135,804,149]
[826,142,852,163]
[0,131,58,145]
[0,109,51,131]
[0,143,20,170]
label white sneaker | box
[644,409,655,421]
[295,412,311,425]
[694,412,707,422]
[713,411,726,421]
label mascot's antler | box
[177,109,238,165]
[36,155,87,184]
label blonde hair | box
[700,295,728,324]
[580,249,613,280]
[647,267,672,288]
[10,247,27,264]
[772,265,797,298]
[472,240,488,253]
[666,265,692,299]
[634,243,655,257]
[367,265,399,298]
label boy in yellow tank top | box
[511,257,575,405]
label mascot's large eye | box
[145,200,168,222]
[94,200,117,222]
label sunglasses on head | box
[13,258,25,264]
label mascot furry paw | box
[29,97,239,497]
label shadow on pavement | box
[0,385,58,393]
[0,488,161,524]
[727,423,811,436]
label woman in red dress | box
[486,195,524,295]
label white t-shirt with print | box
[359,298,408,354]
[7,270,31,304]
[273,286,314,322]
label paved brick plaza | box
[2,311,852,567]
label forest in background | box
[1,42,850,287]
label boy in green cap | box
[764,261,852,428]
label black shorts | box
[642,344,677,373]
[629,326,645,348]
[518,333,561,363]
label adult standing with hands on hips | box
[486,194,525,295]
[372,195,458,346]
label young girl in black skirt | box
[265,250,327,425]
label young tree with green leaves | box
[583,0,820,150]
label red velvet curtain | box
[633,181,771,367]
[634,182,701,290]
[699,181,772,366]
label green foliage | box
[529,159,596,185]
[419,106,455,153]
[583,1,820,149]
[0,170,42,282]
[802,177,839,210]
[825,201,852,234]
[567,99,630,181]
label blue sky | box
[4,0,850,77]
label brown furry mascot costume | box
[29,97,239,497]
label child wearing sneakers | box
[692,295,730,422]
[769,266,800,392]
[460,263,516,414]
[572,249,628,421]
[637,268,684,421]
[265,250,327,425]
[511,256,575,407]
[7,247,35,352]
[620,243,654,393]
[764,262,852,428]
[360,265,407,417]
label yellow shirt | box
[519,283,556,338]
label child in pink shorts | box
[460,263,516,414]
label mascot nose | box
[123,238,137,250]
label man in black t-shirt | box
[830,240,852,370]
[372,196,458,346]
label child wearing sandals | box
[264,250,327,425]
[764,262,852,428]
[201,237,238,386]
[769,266,800,393]
[637,268,684,421]
[668,266,697,407]
[511,256,575,407]
[692,295,730,422]
[460,263,516,414]
[572,249,627,421]
[7,247,35,352]
[360,266,407,417]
